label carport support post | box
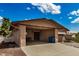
[54,29,58,43]
[19,25,26,47]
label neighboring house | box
[68,33,77,38]
[67,31,78,38]
[12,18,69,47]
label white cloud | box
[0,16,3,20]
[24,18,31,20]
[38,7,45,13]
[31,3,61,14]
[70,9,79,16]
[68,17,72,19]
[71,17,79,23]
[24,19,28,20]
[26,7,31,10]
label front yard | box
[0,47,26,56]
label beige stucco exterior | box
[12,18,69,47]
[19,25,26,47]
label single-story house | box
[12,18,69,47]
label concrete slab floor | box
[26,41,48,46]
[21,43,79,56]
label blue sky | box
[0,3,79,32]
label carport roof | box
[12,18,69,31]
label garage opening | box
[26,28,47,46]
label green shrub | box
[73,32,79,43]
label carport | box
[19,24,58,46]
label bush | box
[73,32,79,43]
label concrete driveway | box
[21,43,79,56]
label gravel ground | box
[63,42,79,48]
[0,47,26,56]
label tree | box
[0,17,12,37]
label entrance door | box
[58,34,63,42]
[34,32,40,41]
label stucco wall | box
[11,25,26,47]
[40,29,55,42]
[12,30,20,45]
[19,25,26,47]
